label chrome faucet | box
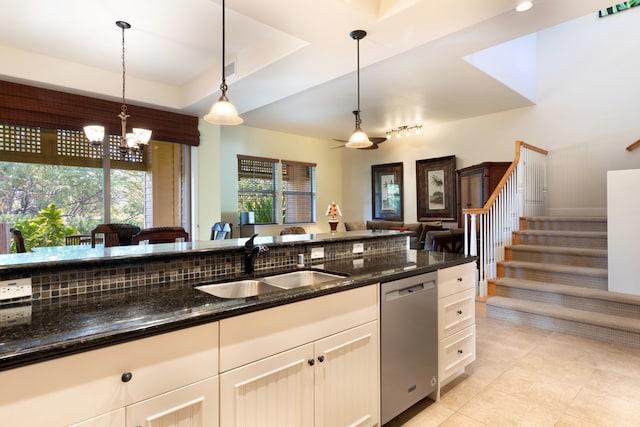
[244,234,269,274]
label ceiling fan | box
[333,111,387,150]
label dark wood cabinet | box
[457,162,510,228]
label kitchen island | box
[0,230,477,426]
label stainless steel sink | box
[262,270,346,289]
[196,270,347,298]
[196,280,282,299]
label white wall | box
[194,121,222,241]
[342,9,640,222]
[607,169,640,295]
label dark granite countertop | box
[0,249,475,372]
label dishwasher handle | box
[384,280,435,302]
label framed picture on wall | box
[416,155,457,221]
[372,162,403,221]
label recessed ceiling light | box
[516,1,533,12]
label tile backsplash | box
[2,234,408,304]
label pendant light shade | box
[204,0,243,125]
[345,30,372,149]
[205,94,243,125]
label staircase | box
[486,216,640,348]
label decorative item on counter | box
[326,201,342,233]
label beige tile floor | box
[385,302,640,427]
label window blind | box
[282,160,316,224]
[0,123,144,171]
[0,80,200,146]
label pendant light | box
[83,20,152,152]
[204,0,243,125]
[345,30,372,149]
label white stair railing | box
[464,141,548,297]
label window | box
[282,160,316,224]
[237,156,278,224]
[237,155,317,225]
[0,123,145,232]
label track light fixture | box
[385,125,422,139]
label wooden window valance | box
[0,80,200,146]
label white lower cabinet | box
[219,284,380,427]
[221,321,378,427]
[0,322,219,427]
[435,262,477,399]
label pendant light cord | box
[220,0,228,94]
[356,36,360,120]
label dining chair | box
[65,234,91,246]
[131,226,189,244]
[280,226,307,235]
[91,224,121,248]
[9,228,26,253]
[210,222,232,240]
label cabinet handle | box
[317,355,325,363]
[457,309,463,315]
[308,359,315,366]
[121,372,133,383]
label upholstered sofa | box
[343,220,460,251]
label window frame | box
[237,155,279,225]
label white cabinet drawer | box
[220,284,378,372]
[437,262,476,298]
[440,287,475,337]
[0,322,219,427]
[440,325,476,382]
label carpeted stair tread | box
[487,296,640,333]
[521,216,607,222]
[507,245,607,257]
[516,229,607,238]
[501,260,608,277]
[493,277,640,304]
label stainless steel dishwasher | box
[380,271,438,424]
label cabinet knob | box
[457,349,464,355]
[121,372,133,383]
[457,309,463,315]
[317,355,325,363]
[308,359,315,366]
[457,277,463,282]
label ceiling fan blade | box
[369,137,387,144]
[358,143,379,150]
[332,137,387,146]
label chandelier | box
[84,20,152,152]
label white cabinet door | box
[69,409,125,427]
[220,344,315,427]
[314,321,379,427]
[126,376,218,427]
